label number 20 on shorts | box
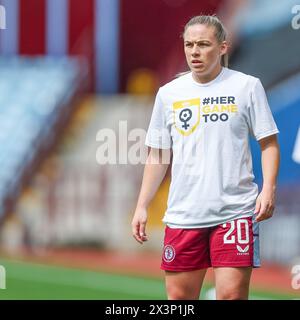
[223,219,250,244]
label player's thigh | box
[214,267,252,300]
[165,269,207,300]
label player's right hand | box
[131,207,148,244]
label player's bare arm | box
[255,134,280,222]
[131,148,171,244]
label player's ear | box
[220,41,228,56]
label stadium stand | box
[0,56,88,221]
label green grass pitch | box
[0,259,298,300]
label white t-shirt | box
[145,67,279,228]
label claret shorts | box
[161,216,260,271]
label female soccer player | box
[131,15,280,300]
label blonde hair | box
[177,14,228,77]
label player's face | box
[184,24,227,79]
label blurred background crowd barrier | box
[0,0,299,299]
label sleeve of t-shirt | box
[145,89,172,149]
[247,78,279,141]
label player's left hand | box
[254,185,276,222]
